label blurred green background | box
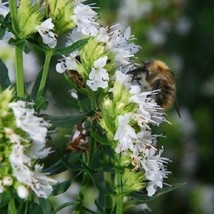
[17,0,213,213]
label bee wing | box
[159,68,175,84]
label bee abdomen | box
[152,79,175,109]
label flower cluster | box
[56,25,140,92]
[54,0,170,197]
[0,88,55,199]
[100,72,170,196]
[0,0,101,48]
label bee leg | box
[151,79,165,106]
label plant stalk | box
[9,198,17,214]
[37,50,53,97]
[115,171,123,214]
[73,136,95,214]
[15,46,25,98]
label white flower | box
[0,180,4,193]
[114,70,132,89]
[130,86,165,126]
[86,56,109,91]
[28,141,52,159]
[0,2,9,17]
[17,185,29,199]
[140,146,170,196]
[4,128,21,143]
[108,27,140,66]
[56,51,79,73]
[9,144,56,198]
[36,18,57,48]
[114,113,137,153]
[72,3,99,36]
[66,28,84,46]
[95,26,140,67]
[9,101,49,144]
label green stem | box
[15,46,25,98]
[115,171,123,214]
[104,172,114,213]
[8,198,17,214]
[37,50,53,97]
[73,136,95,214]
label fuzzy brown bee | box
[67,70,84,88]
[128,60,181,117]
[66,55,84,88]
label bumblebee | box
[128,60,181,117]
[66,55,85,88]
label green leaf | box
[52,202,76,214]
[26,202,43,214]
[51,179,74,196]
[39,198,53,213]
[9,38,24,48]
[43,113,86,128]
[51,171,83,196]
[0,59,11,89]
[34,96,49,111]
[43,158,68,175]
[0,192,11,209]
[78,93,92,113]
[30,69,43,99]
[55,38,89,55]
[27,38,50,52]
[0,25,6,39]
[129,183,186,203]
[67,152,85,170]
[90,130,110,145]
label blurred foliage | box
[45,0,214,213]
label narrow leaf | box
[52,202,76,214]
[28,38,50,52]
[129,183,186,203]
[55,38,89,55]
[90,130,110,145]
[39,198,52,213]
[27,202,42,214]
[43,158,68,175]
[0,25,6,39]
[51,180,73,196]
[30,69,43,99]
[0,59,11,89]
[43,113,86,128]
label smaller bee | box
[67,70,84,88]
[66,55,85,88]
[128,60,181,117]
